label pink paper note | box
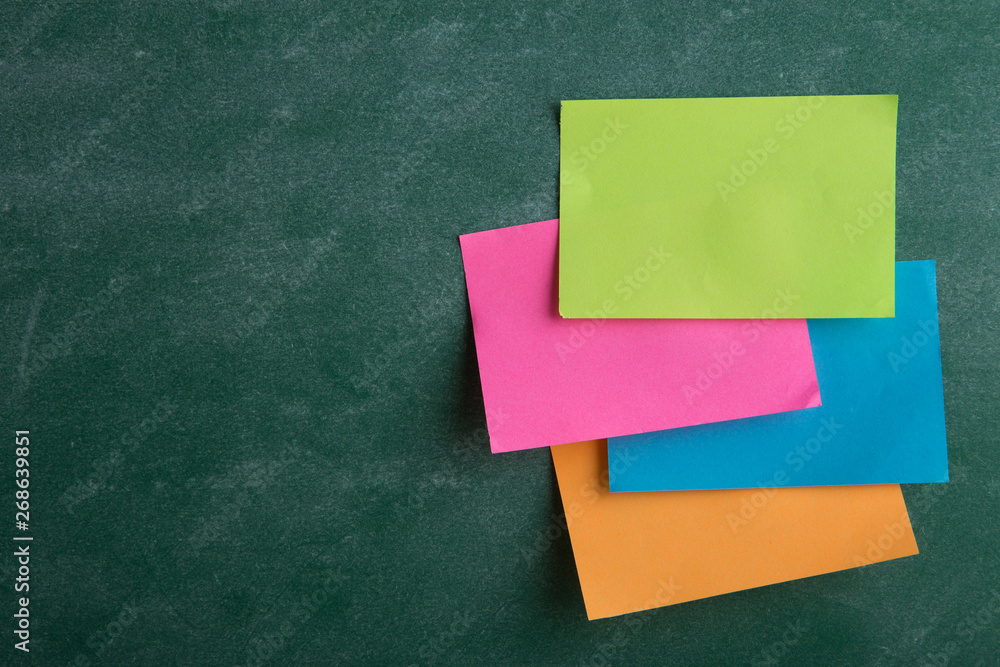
[459,219,821,453]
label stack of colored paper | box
[459,95,948,620]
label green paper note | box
[558,95,898,319]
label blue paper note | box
[608,261,948,491]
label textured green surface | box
[1,1,998,665]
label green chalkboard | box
[2,1,998,664]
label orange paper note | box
[551,440,919,620]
